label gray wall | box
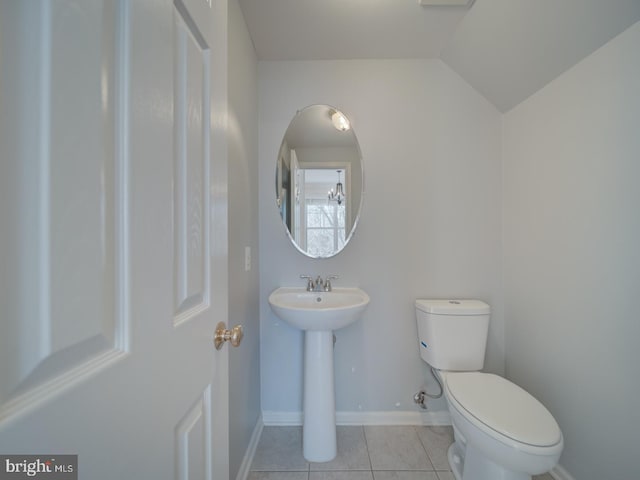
[228,0,260,478]
[258,59,503,417]
[503,22,640,480]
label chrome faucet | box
[300,275,314,291]
[324,275,339,292]
[300,274,339,292]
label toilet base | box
[448,442,464,480]
[448,442,531,480]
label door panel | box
[0,1,229,478]
[0,0,128,426]
[173,3,211,325]
[176,386,212,480]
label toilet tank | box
[415,299,490,371]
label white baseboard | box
[234,414,264,480]
[261,410,303,426]
[261,410,451,426]
[337,410,451,425]
[550,464,575,480]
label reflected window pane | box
[305,199,345,256]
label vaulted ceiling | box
[238,0,640,112]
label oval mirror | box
[276,105,364,258]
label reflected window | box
[305,199,346,257]
[292,168,347,257]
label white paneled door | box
[0,1,230,479]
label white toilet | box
[415,299,563,480]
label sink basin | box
[268,286,370,462]
[268,287,370,331]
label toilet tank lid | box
[415,299,490,315]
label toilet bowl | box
[415,299,564,480]
[441,370,563,480]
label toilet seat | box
[444,372,562,452]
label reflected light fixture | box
[331,110,350,132]
[328,170,345,205]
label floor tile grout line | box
[361,425,374,473]
[414,425,437,471]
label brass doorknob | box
[214,322,243,350]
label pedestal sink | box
[268,287,370,462]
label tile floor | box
[249,426,555,480]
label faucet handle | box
[324,275,339,292]
[300,275,314,291]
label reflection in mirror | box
[276,105,363,258]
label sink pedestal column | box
[303,330,336,462]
